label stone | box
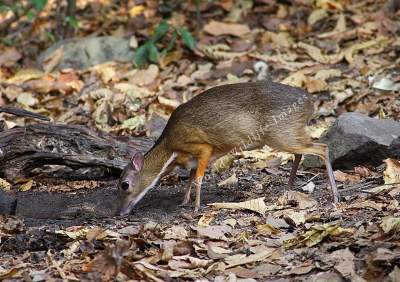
[38,36,135,70]
[303,112,400,169]
[0,190,16,214]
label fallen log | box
[0,123,153,180]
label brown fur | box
[117,81,339,215]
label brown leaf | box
[207,242,230,259]
[343,36,388,64]
[252,263,282,276]
[0,48,22,67]
[198,211,216,227]
[209,197,268,215]
[354,166,373,178]
[256,224,281,235]
[380,216,400,235]
[329,248,356,278]
[217,173,238,187]
[0,264,28,280]
[16,92,38,107]
[227,266,260,279]
[224,248,275,268]
[164,226,188,240]
[7,68,44,84]
[334,170,360,184]
[278,191,317,209]
[19,179,34,191]
[285,264,314,275]
[130,64,159,86]
[284,210,306,226]
[194,225,232,240]
[348,200,384,211]
[86,226,107,241]
[203,20,250,37]
[298,42,343,64]
[0,178,11,191]
[383,159,400,184]
[42,46,64,73]
[173,241,194,256]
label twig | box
[0,106,50,121]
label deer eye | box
[120,181,130,191]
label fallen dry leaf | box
[42,46,64,73]
[199,44,246,60]
[130,64,159,86]
[7,69,44,85]
[284,264,314,275]
[0,178,11,191]
[256,224,281,235]
[0,48,22,67]
[225,248,275,268]
[383,159,400,184]
[284,210,306,226]
[284,224,353,249]
[207,242,231,259]
[19,179,34,191]
[298,42,343,64]
[308,9,328,26]
[203,20,250,37]
[348,200,384,211]
[212,155,236,172]
[344,36,388,64]
[194,225,232,240]
[16,92,38,107]
[164,226,188,240]
[198,212,216,227]
[334,170,360,184]
[380,216,400,235]
[209,197,268,215]
[217,173,238,187]
[278,191,317,209]
[329,248,356,278]
[301,182,316,193]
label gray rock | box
[38,36,135,70]
[0,190,16,214]
[303,112,400,169]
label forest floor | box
[1,0,400,281]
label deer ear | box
[131,152,144,171]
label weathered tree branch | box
[0,123,153,180]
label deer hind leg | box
[288,153,302,189]
[292,143,339,203]
[182,168,196,205]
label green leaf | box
[134,43,149,67]
[26,10,35,21]
[30,0,47,11]
[147,42,159,63]
[65,16,79,28]
[162,30,177,55]
[151,20,170,42]
[178,27,196,50]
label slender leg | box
[182,168,196,205]
[288,154,302,189]
[193,145,213,212]
[322,146,339,203]
[293,143,339,203]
